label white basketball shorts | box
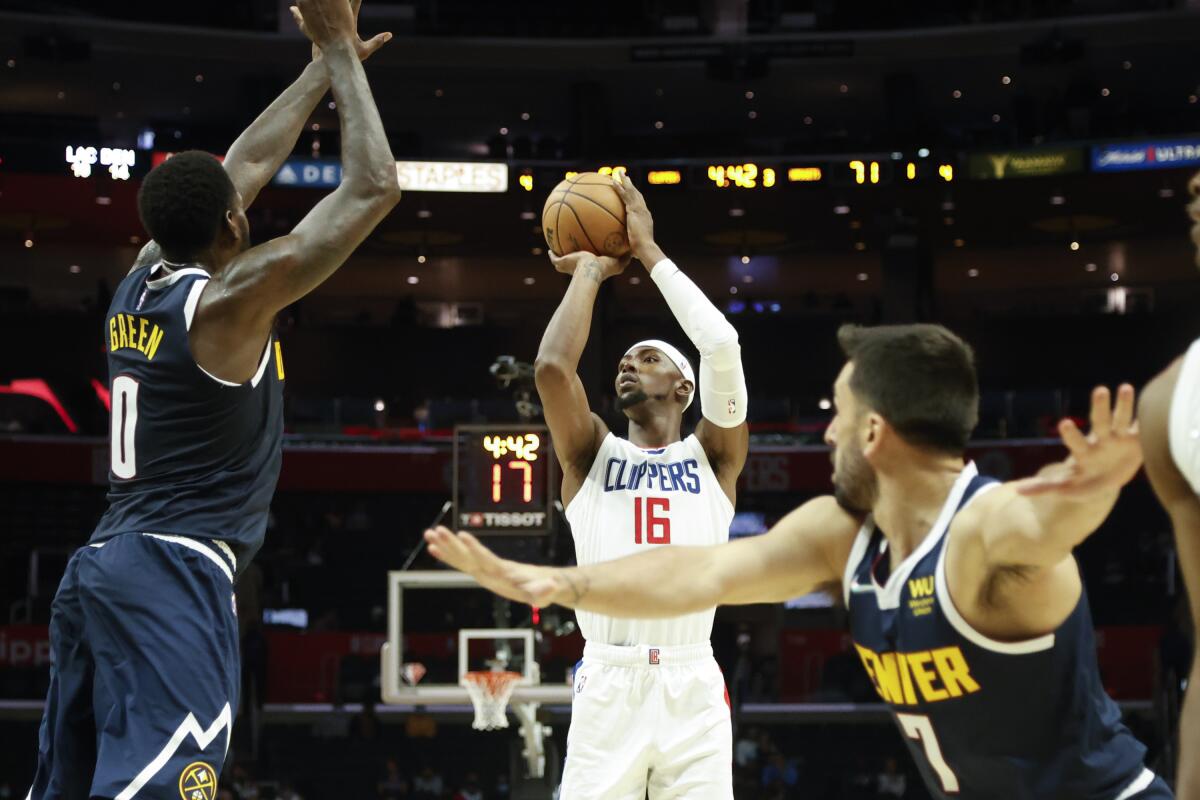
[559,641,733,800]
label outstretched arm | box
[222,60,331,210]
[130,0,390,274]
[225,0,391,208]
[613,173,749,501]
[191,0,401,383]
[423,495,859,614]
[1139,360,1200,798]
[534,251,628,503]
[938,385,1141,642]
[972,384,1142,570]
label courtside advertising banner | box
[1091,137,1200,172]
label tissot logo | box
[461,511,546,528]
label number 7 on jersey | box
[896,713,959,792]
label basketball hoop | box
[461,670,522,730]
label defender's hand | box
[424,527,568,607]
[1015,384,1143,498]
[291,0,392,62]
[294,0,358,48]
[611,172,662,267]
[549,250,630,281]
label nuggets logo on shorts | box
[179,761,217,800]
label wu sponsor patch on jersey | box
[907,576,936,617]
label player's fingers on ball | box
[1089,385,1112,433]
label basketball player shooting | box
[26,2,400,797]
[1137,168,1200,800]
[429,324,1172,800]
[533,173,749,798]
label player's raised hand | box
[424,526,566,607]
[1015,384,1143,498]
[548,250,631,281]
[291,0,392,62]
[293,0,358,48]
[611,172,663,267]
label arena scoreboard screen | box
[453,425,556,534]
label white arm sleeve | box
[650,258,748,427]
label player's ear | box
[221,209,242,245]
[863,411,885,456]
[677,378,694,405]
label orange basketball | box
[541,172,630,258]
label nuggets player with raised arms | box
[1138,169,1200,799]
[25,1,400,797]
[533,173,749,799]
[429,323,1172,800]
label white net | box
[461,671,522,730]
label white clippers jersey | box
[565,432,734,646]
[1170,337,1200,494]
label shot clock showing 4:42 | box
[452,425,556,535]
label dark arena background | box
[1,1,1199,798]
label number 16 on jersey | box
[633,497,671,544]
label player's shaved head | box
[137,150,237,260]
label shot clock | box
[453,425,556,534]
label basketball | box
[541,172,630,258]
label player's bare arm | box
[424,494,860,614]
[534,251,629,504]
[191,0,401,384]
[131,0,390,276]
[613,173,750,503]
[946,384,1143,641]
[228,0,391,207]
[1140,359,1200,798]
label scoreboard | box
[515,156,954,194]
[453,424,556,534]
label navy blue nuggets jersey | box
[844,463,1162,800]
[89,262,284,573]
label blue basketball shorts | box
[27,532,240,800]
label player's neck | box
[626,416,682,449]
[872,455,964,564]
